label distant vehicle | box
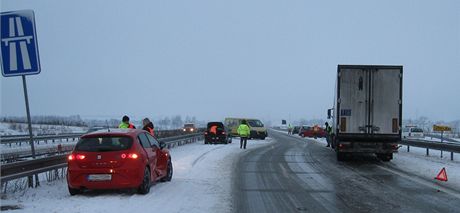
[328,65,402,161]
[300,125,326,139]
[67,129,173,195]
[298,125,310,136]
[204,122,232,144]
[183,123,196,132]
[225,118,268,140]
[402,126,424,139]
[292,126,302,135]
[86,126,107,133]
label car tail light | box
[204,132,208,135]
[68,154,85,160]
[339,144,345,149]
[222,131,226,135]
[121,153,139,159]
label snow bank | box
[1,138,274,213]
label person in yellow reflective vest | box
[119,115,136,129]
[237,120,251,149]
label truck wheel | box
[378,153,393,162]
[337,152,346,161]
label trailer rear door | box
[370,68,402,135]
[338,68,369,134]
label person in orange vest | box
[119,115,136,129]
[209,125,218,135]
[142,118,155,136]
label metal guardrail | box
[1,133,83,146]
[400,138,460,160]
[0,133,204,185]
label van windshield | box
[75,136,133,152]
[248,120,264,127]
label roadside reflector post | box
[451,152,454,161]
[407,145,410,152]
[426,148,429,156]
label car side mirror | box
[159,141,166,149]
[327,109,332,119]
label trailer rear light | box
[340,117,347,132]
[392,118,398,133]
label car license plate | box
[88,174,112,181]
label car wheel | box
[337,152,346,161]
[138,167,151,194]
[261,137,266,140]
[68,187,81,196]
[161,160,173,182]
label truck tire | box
[377,153,393,162]
[337,152,346,161]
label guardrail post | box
[426,148,429,156]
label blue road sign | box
[1,10,40,77]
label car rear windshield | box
[247,120,264,127]
[75,136,133,152]
[207,122,224,129]
[411,128,423,133]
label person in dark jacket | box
[142,118,155,136]
[325,122,332,147]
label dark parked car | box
[67,129,173,195]
[204,122,231,144]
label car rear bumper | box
[67,167,143,189]
[205,135,228,143]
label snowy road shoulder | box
[1,137,274,213]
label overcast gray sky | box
[1,0,459,123]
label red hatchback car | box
[67,129,173,195]
[300,125,327,139]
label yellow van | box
[224,118,267,140]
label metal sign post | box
[22,75,36,158]
[1,10,41,187]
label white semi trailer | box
[327,65,402,161]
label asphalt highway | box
[233,130,460,213]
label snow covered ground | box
[0,137,274,213]
[0,122,86,136]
